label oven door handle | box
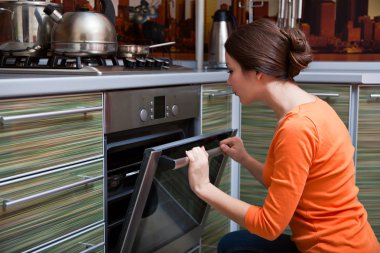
[159,147,223,170]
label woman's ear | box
[255,71,263,80]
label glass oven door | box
[117,128,237,253]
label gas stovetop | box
[0,54,192,76]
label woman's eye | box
[227,69,233,74]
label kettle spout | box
[43,4,63,23]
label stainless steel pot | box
[44,0,117,56]
[0,1,61,54]
[118,41,176,58]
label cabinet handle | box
[309,92,340,98]
[2,175,103,208]
[208,91,234,99]
[0,106,102,125]
[159,147,223,170]
[370,94,380,98]
[80,242,105,253]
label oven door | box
[117,128,237,253]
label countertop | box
[0,61,380,98]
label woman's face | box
[225,52,262,105]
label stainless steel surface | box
[80,242,105,253]
[0,1,61,52]
[118,151,161,253]
[0,106,102,125]
[45,6,117,55]
[208,90,234,98]
[208,9,235,69]
[0,64,193,76]
[118,41,175,58]
[148,41,176,48]
[195,0,204,71]
[277,0,303,28]
[104,85,200,133]
[52,42,117,56]
[310,92,340,98]
[169,147,223,170]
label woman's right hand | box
[219,136,249,164]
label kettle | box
[208,7,237,69]
[43,0,117,56]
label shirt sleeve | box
[244,114,319,240]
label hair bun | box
[280,28,313,79]
[288,30,308,52]
[281,29,307,53]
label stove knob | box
[171,105,179,116]
[140,109,148,122]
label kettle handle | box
[100,0,116,25]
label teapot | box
[44,0,117,56]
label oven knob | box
[171,105,179,116]
[140,109,148,122]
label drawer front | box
[300,84,351,128]
[0,159,104,252]
[33,223,105,253]
[0,93,103,180]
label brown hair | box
[224,18,313,81]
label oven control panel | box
[139,98,180,122]
[104,85,201,134]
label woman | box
[186,18,379,253]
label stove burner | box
[0,54,172,70]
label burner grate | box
[0,54,172,70]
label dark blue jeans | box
[217,230,300,253]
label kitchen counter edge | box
[1,67,380,98]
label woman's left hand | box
[186,146,210,194]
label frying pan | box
[118,41,175,58]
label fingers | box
[186,146,209,161]
[185,150,194,162]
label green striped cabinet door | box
[0,93,103,180]
[357,86,380,240]
[0,159,104,252]
[32,223,105,253]
[240,84,351,234]
[201,83,232,253]
[0,93,105,252]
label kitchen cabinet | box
[240,84,351,234]
[0,94,103,180]
[356,86,380,240]
[201,83,233,253]
[0,93,105,252]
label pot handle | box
[101,0,116,25]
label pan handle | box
[148,41,176,49]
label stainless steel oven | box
[104,85,236,253]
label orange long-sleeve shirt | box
[244,98,379,252]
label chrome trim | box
[80,242,105,253]
[310,92,340,97]
[0,106,102,125]
[160,147,223,170]
[208,91,234,99]
[3,175,103,208]
[230,94,241,232]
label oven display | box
[154,96,166,119]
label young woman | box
[186,18,379,253]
